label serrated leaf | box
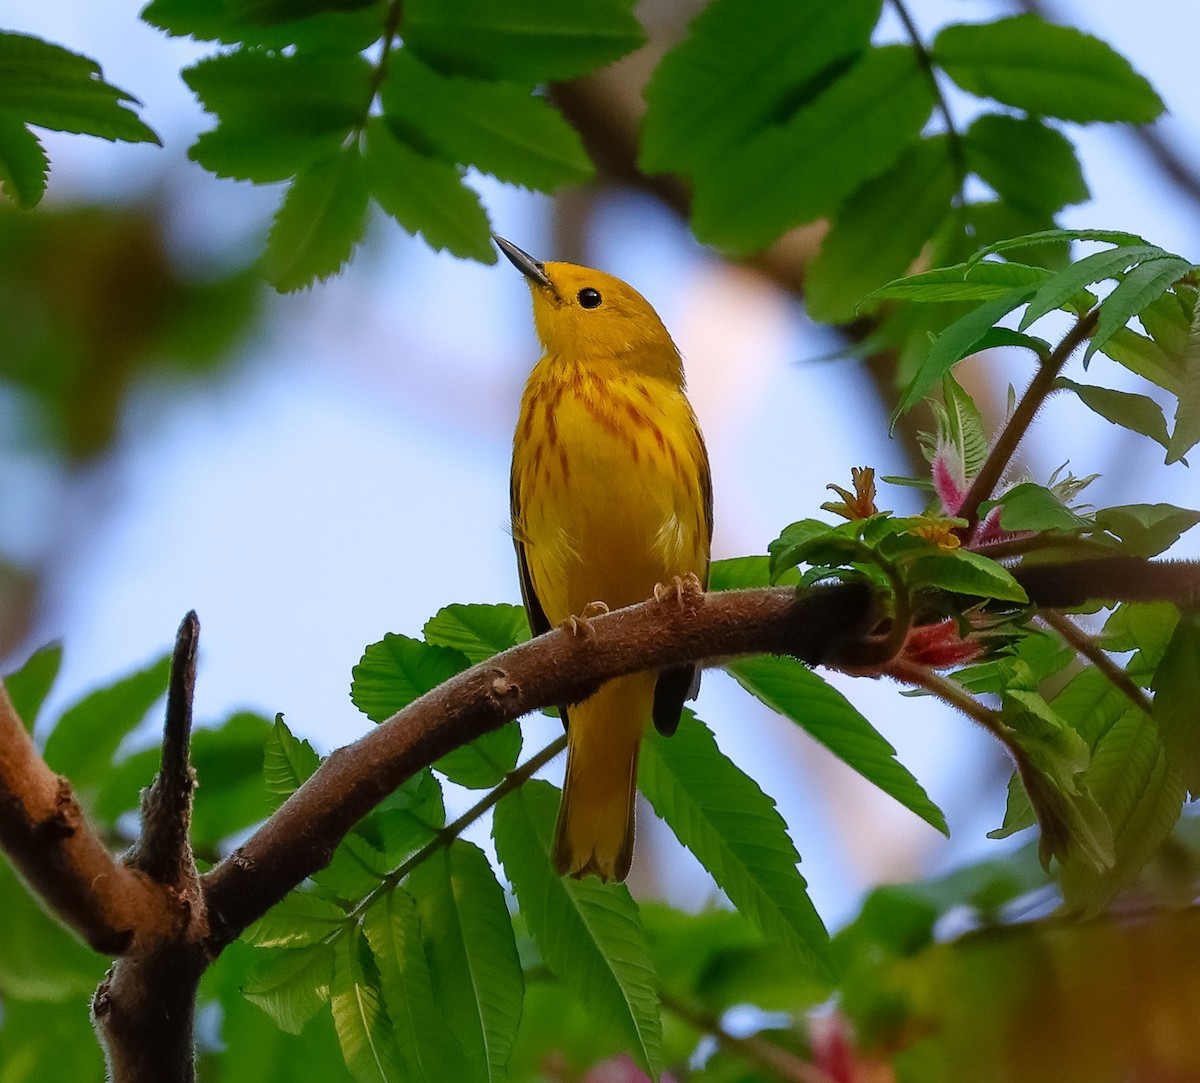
[933,15,1164,124]
[1166,291,1200,464]
[1151,611,1200,794]
[362,888,473,1083]
[263,147,369,291]
[869,260,1052,304]
[960,201,1071,271]
[1087,256,1196,361]
[0,117,47,206]
[969,228,1150,266]
[380,52,590,192]
[330,929,409,1081]
[355,768,445,862]
[42,653,170,794]
[314,833,390,901]
[142,0,386,49]
[407,841,524,1083]
[807,136,957,322]
[894,285,1042,418]
[1019,244,1168,330]
[0,31,159,144]
[422,603,529,664]
[3,640,62,731]
[402,0,645,83]
[940,370,989,482]
[727,656,947,833]
[906,548,1028,602]
[493,781,662,1077]
[708,556,771,591]
[264,714,321,806]
[988,772,1036,839]
[640,0,881,176]
[691,45,935,254]
[983,481,1090,532]
[191,125,347,184]
[1102,602,1179,682]
[963,113,1088,216]
[364,116,495,262]
[244,943,335,1035]
[1101,327,1182,395]
[768,519,841,580]
[1094,500,1200,556]
[639,711,834,981]
[1057,378,1171,450]
[244,892,349,949]
[225,0,376,26]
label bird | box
[498,235,712,882]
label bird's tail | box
[553,672,655,882]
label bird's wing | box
[510,468,552,638]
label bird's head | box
[495,236,684,383]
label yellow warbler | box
[498,237,712,882]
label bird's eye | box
[578,287,602,309]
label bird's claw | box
[654,572,704,607]
[562,600,609,639]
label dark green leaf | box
[381,52,590,191]
[407,841,524,1083]
[959,201,1071,271]
[1093,503,1200,558]
[1088,256,1196,361]
[191,125,347,184]
[969,228,1150,266]
[264,715,321,807]
[933,15,1164,123]
[42,653,170,794]
[1057,378,1171,449]
[0,31,159,144]
[963,113,1087,215]
[1151,612,1200,794]
[355,768,445,862]
[807,136,957,322]
[3,640,62,731]
[894,285,1042,417]
[1019,244,1168,330]
[640,0,881,175]
[968,327,1051,356]
[422,603,529,664]
[906,548,1028,602]
[243,942,335,1035]
[403,0,645,83]
[639,712,834,981]
[313,833,390,901]
[493,781,663,1076]
[0,117,47,206]
[142,0,386,49]
[225,0,376,26]
[691,45,935,254]
[435,723,522,789]
[727,656,947,833]
[364,116,495,262]
[352,634,469,722]
[330,928,409,1080]
[1166,291,1200,464]
[956,631,1075,696]
[243,892,349,949]
[768,518,842,580]
[984,481,1090,532]
[363,888,473,1082]
[869,260,1052,304]
[263,147,369,292]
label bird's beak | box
[494,236,556,294]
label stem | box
[1038,610,1153,715]
[958,308,1100,534]
[890,661,1015,751]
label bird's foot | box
[653,572,704,607]
[561,600,609,639]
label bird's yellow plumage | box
[498,237,712,882]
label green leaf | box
[402,0,645,83]
[330,929,409,1081]
[1101,327,1182,395]
[354,768,445,862]
[1102,602,1179,684]
[691,45,935,254]
[1088,256,1196,361]
[362,888,473,1083]
[1019,244,1168,330]
[243,942,335,1035]
[1151,611,1200,794]
[0,31,159,144]
[1093,503,1200,558]
[963,113,1088,216]
[1166,291,1200,464]
[3,640,62,731]
[225,0,377,26]
[1057,378,1171,450]
[244,891,349,949]
[407,841,524,1083]
[42,653,170,794]
[894,285,1041,417]
[264,714,321,807]
[956,630,1075,697]
[983,481,1090,532]
[313,833,390,901]
[807,136,957,323]
[988,772,1036,839]
[0,117,47,206]
[639,711,834,981]
[938,370,990,482]
[906,548,1028,603]
[727,656,947,833]
[263,147,369,292]
[380,52,590,192]
[493,781,663,1077]
[364,116,495,263]
[640,0,881,175]
[142,0,386,49]
[191,125,348,184]
[932,15,1164,124]
[708,556,772,591]
[969,228,1150,266]
[768,518,843,580]
[422,603,530,664]
[869,260,1052,304]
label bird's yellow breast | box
[512,358,709,622]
